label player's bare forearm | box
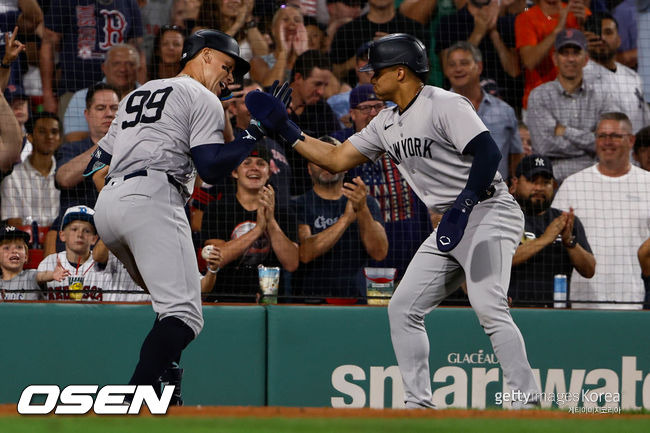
[356,207,388,261]
[267,220,299,271]
[56,144,97,188]
[294,136,368,173]
[298,216,353,263]
[567,245,596,278]
[0,95,23,171]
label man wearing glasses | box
[553,112,650,310]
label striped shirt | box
[0,157,60,226]
[527,79,618,183]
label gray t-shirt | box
[1,269,42,300]
[99,75,226,200]
[348,86,497,213]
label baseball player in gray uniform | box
[83,29,269,404]
[246,33,539,408]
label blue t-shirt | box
[45,0,143,94]
[291,190,383,301]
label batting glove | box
[436,189,478,252]
[245,80,304,146]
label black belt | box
[106,170,183,191]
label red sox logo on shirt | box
[99,9,127,50]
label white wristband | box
[208,267,219,274]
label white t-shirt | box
[37,251,112,301]
[552,164,650,309]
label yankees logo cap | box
[516,154,554,180]
[0,225,30,243]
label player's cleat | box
[159,362,184,406]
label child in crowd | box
[37,205,112,301]
[0,226,69,300]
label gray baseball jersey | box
[0,270,42,300]
[348,86,502,213]
[348,85,538,408]
[99,75,226,201]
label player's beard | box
[516,195,551,215]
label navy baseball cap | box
[61,205,96,230]
[350,84,380,109]
[516,155,554,179]
[4,84,28,103]
[248,143,271,164]
[555,28,587,51]
[356,41,372,59]
[0,225,30,243]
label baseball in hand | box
[201,245,215,260]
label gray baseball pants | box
[94,170,204,337]
[388,183,539,408]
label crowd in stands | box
[0,0,648,308]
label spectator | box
[324,1,363,53]
[515,0,588,111]
[43,83,119,257]
[583,12,649,133]
[327,41,376,125]
[37,205,113,301]
[552,112,650,309]
[444,41,523,180]
[249,5,307,87]
[0,32,24,173]
[509,154,595,308]
[634,126,650,172]
[1,112,62,227]
[288,49,341,195]
[0,1,42,90]
[200,143,299,303]
[291,136,388,303]
[331,84,431,280]
[436,0,522,111]
[194,0,268,62]
[519,122,533,156]
[39,0,145,117]
[329,0,428,85]
[639,237,650,309]
[4,84,31,162]
[612,0,636,69]
[527,29,615,184]
[149,25,185,80]
[139,0,175,65]
[190,80,293,233]
[0,225,69,301]
[63,44,140,143]
[91,240,150,302]
[170,0,202,30]
[303,16,327,52]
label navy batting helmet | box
[180,29,250,77]
[359,33,429,81]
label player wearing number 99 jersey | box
[82,29,267,404]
